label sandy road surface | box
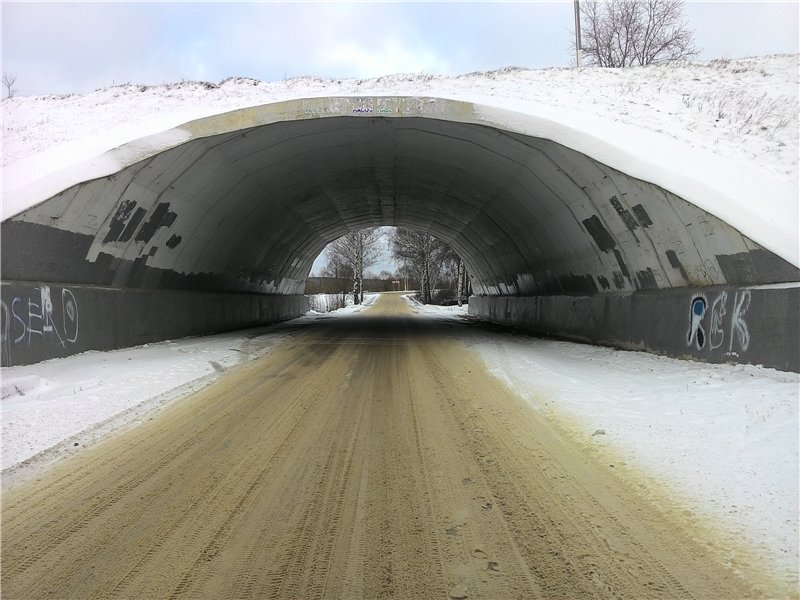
[2,293,770,599]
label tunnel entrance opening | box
[2,97,797,369]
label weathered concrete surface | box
[4,109,797,299]
[0,281,307,367]
[1,97,797,368]
[469,285,800,372]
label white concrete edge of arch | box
[2,95,798,269]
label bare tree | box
[316,250,353,303]
[438,244,471,306]
[320,250,353,281]
[456,260,467,306]
[579,0,699,67]
[390,228,452,304]
[2,73,18,99]
[326,228,383,304]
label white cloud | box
[2,1,798,96]
[210,2,451,80]
[316,38,452,78]
[2,2,181,93]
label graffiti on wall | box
[687,290,750,356]
[351,98,402,115]
[352,97,374,114]
[688,296,707,349]
[1,286,79,364]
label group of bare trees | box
[322,227,384,305]
[577,0,698,67]
[390,229,445,304]
[390,228,469,306]
[316,227,470,306]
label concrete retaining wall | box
[469,285,800,372]
[0,281,309,366]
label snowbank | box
[4,56,796,177]
[0,325,295,476]
[306,292,379,314]
[408,299,799,588]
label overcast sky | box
[2,1,798,97]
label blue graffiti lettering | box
[688,296,707,349]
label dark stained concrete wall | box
[0,281,308,366]
[7,108,798,302]
[469,286,800,372]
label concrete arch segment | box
[2,97,798,369]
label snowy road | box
[1,293,790,598]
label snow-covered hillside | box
[2,54,798,180]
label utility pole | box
[574,0,583,68]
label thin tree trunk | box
[357,236,364,304]
[421,259,430,304]
[457,260,465,307]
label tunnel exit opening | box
[305,225,473,314]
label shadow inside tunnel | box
[238,302,542,356]
[284,311,467,341]
[239,293,542,352]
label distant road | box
[1,293,763,599]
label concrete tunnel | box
[1,96,798,370]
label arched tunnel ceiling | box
[2,96,798,297]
